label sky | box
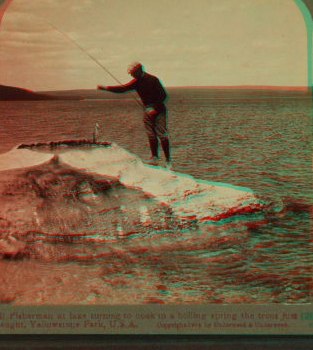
[0,0,309,91]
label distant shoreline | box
[1,84,310,101]
[37,87,311,101]
[166,86,309,91]
[39,86,310,94]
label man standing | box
[97,62,172,169]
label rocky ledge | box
[0,141,269,257]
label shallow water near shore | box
[0,89,312,305]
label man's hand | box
[145,107,157,117]
[97,85,107,90]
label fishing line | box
[45,19,122,84]
[34,15,143,107]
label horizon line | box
[166,85,309,91]
[37,85,310,93]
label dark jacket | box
[107,73,168,108]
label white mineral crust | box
[57,143,261,222]
[0,143,261,224]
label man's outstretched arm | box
[97,80,137,93]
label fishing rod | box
[40,16,143,108]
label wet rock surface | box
[0,142,268,248]
[0,141,273,260]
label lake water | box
[0,89,312,305]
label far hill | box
[0,84,81,101]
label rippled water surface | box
[0,89,312,305]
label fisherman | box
[97,62,172,169]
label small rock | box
[0,236,26,257]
